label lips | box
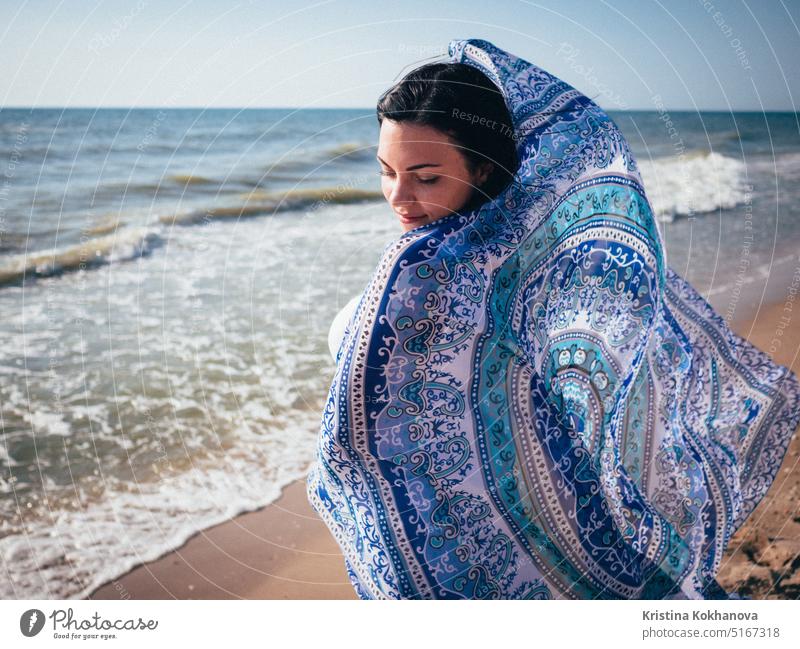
[397,213,427,223]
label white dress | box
[327,294,362,363]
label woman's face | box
[377,120,491,232]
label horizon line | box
[1,105,798,113]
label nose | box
[388,173,415,209]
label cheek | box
[380,177,395,203]
[419,178,471,211]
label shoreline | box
[87,295,800,600]
[87,477,357,600]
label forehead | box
[377,120,457,161]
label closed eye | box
[378,170,439,184]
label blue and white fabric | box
[307,38,800,599]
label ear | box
[476,161,494,187]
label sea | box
[0,107,799,598]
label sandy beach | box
[87,297,800,600]
[87,476,357,600]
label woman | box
[326,59,518,362]
[308,38,800,599]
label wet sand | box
[88,298,800,600]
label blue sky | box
[1,0,798,110]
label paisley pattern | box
[306,38,800,599]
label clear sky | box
[1,0,798,111]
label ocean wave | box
[96,181,167,197]
[639,150,749,222]
[266,141,375,172]
[166,173,216,186]
[94,144,375,200]
[0,433,318,598]
[97,169,346,198]
[97,175,242,198]
[326,141,375,160]
[161,186,382,225]
[0,227,163,286]
[0,185,382,288]
[84,215,125,236]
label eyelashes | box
[377,170,439,184]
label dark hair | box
[376,62,519,212]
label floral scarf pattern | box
[306,38,800,599]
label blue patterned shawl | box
[306,38,800,599]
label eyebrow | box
[376,155,442,171]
